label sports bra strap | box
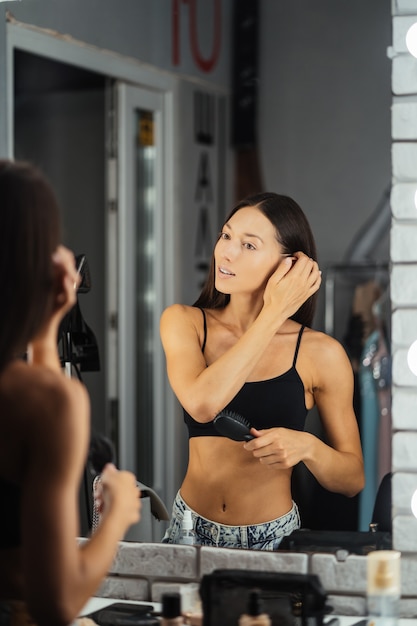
[293,325,305,367]
[199,307,207,353]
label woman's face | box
[214,206,286,296]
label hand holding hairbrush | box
[213,410,255,441]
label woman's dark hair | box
[194,192,318,327]
[0,160,61,370]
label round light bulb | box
[405,22,417,57]
[407,339,417,377]
[406,22,417,58]
[411,489,417,518]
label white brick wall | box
[392,102,417,139]
[392,388,417,428]
[391,2,417,558]
[396,1,417,15]
[393,471,417,511]
[391,183,417,217]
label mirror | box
[10,0,393,544]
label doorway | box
[14,49,108,436]
[12,41,175,537]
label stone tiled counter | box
[90,542,417,618]
[311,554,367,616]
[199,545,308,576]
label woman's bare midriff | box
[180,437,293,525]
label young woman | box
[160,192,364,550]
[0,160,141,626]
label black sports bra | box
[183,308,308,438]
[0,477,21,549]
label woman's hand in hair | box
[51,245,80,316]
[263,252,321,320]
[28,246,79,370]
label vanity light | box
[407,339,417,376]
[411,489,417,518]
[406,22,417,58]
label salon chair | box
[370,472,392,533]
[280,471,392,554]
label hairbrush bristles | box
[213,410,254,441]
[218,410,251,428]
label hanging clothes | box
[325,266,391,531]
[371,298,392,484]
[341,278,392,531]
[358,329,381,530]
[354,285,392,531]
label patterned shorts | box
[161,491,300,550]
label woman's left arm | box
[304,334,365,496]
[245,334,365,497]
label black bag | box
[278,529,392,556]
[86,602,157,626]
[199,569,331,626]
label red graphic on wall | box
[172,0,221,73]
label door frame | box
[117,83,166,493]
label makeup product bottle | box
[160,592,184,626]
[367,550,401,626]
[239,589,271,626]
[180,583,203,626]
[179,510,197,545]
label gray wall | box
[14,89,106,432]
[259,0,391,270]
[2,0,391,290]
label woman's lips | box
[218,266,235,277]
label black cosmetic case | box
[199,569,331,626]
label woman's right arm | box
[20,246,139,625]
[22,379,140,626]
[160,254,321,422]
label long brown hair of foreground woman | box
[160,192,365,550]
[0,160,141,626]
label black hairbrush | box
[88,433,170,521]
[213,410,254,441]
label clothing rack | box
[324,262,389,339]
[324,261,391,531]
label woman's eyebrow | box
[224,222,264,242]
[245,232,263,242]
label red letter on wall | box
[172,0,221,73]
